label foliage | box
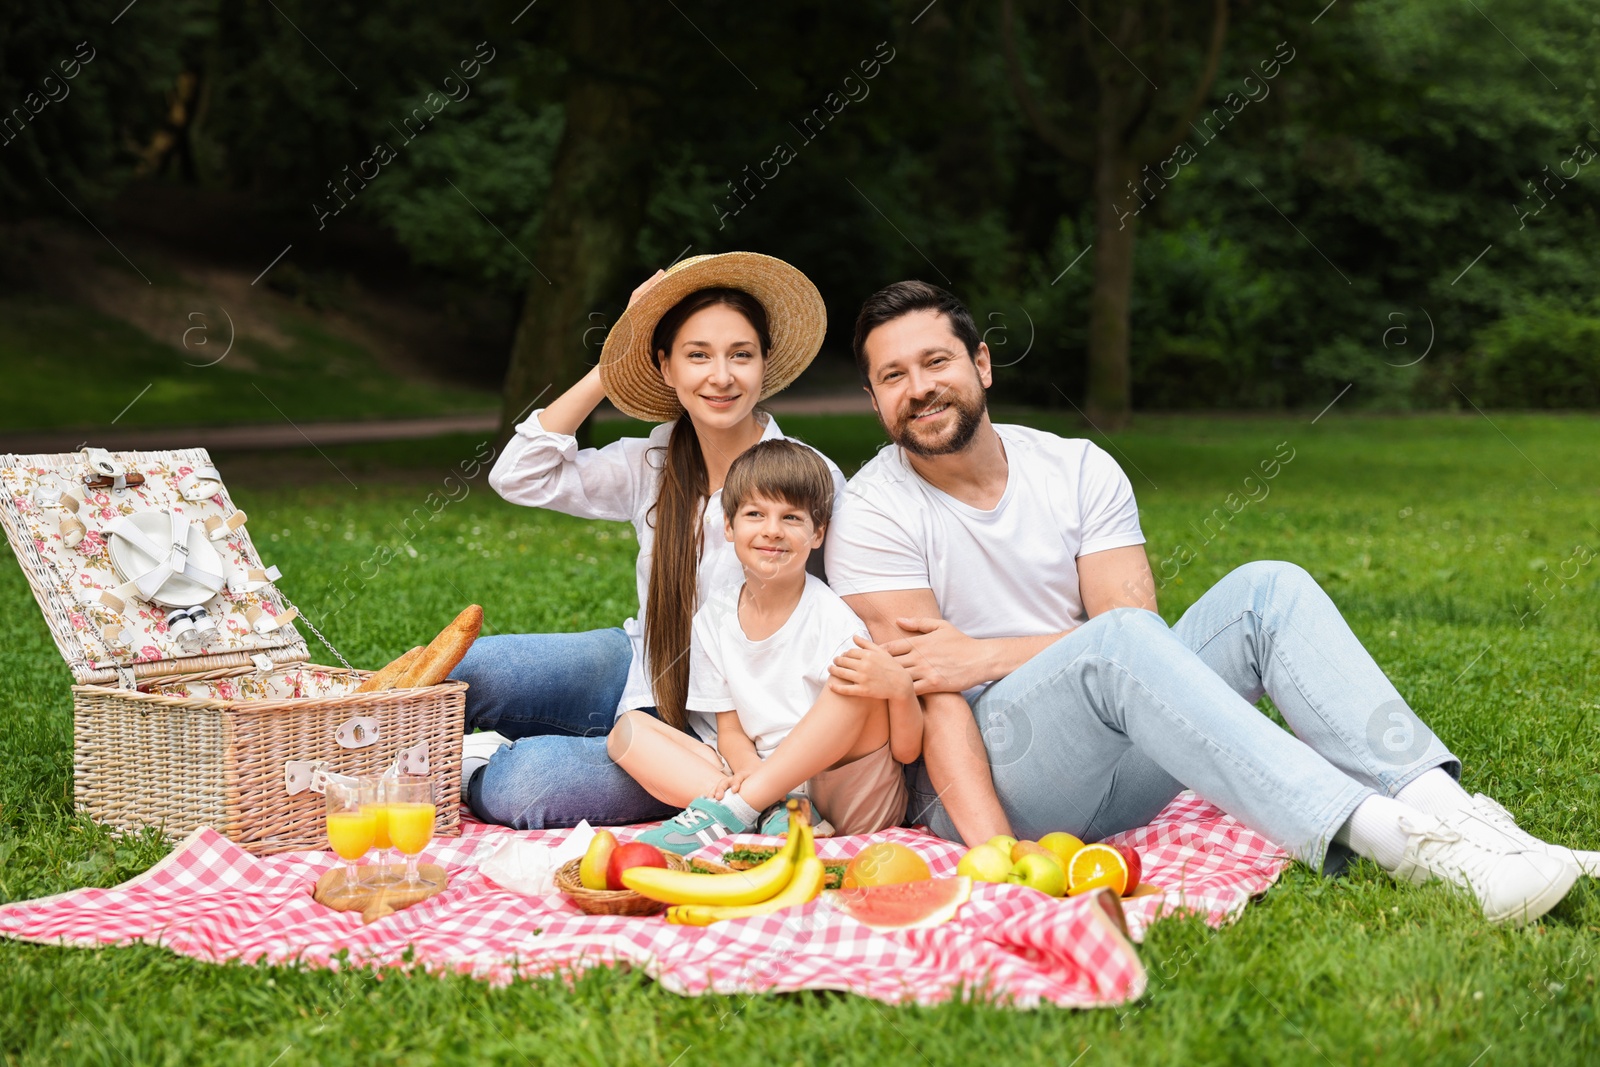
[2,0,1597,407]
[1460,298,1600,408]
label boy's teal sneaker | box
[757,796,803,836]
[635,797,751,855]
[756,796,834,837]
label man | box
[823,280,1590,926]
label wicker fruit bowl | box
[555,855,735,916]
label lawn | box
[2,411,1598,1065]
[0,296,497,433]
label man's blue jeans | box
[448,628,675,829]
[905,561,1459,873]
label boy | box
[609,439,921,854]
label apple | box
[956,843,1013,883]
[606,841,668,891]
[986,835,1019,856]
[1006,853,1066,897]
[1113,843,1143,894]
[578,829,617,890]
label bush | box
[1462,301,1600,408]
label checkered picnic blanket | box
[0,792,1288,1009]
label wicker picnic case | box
[0,447,465,854]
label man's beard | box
[891,385,987,458]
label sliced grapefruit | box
[843,842,932,888]
[829,876,971,931]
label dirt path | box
[0,392,875,455]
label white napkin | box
[474,821,597,896]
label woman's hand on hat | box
[628,269,667,309]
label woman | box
[450,252,844,829]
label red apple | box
[1112,843,1142,893]
[607,841,668,890]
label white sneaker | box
[1466,793,1600,877]
[461,731,511,801]
[463,730,511,761]
[1391,812,1578,927]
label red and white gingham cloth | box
[0,792,1287,1009]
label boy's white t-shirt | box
[685,573,869,758]
[822,424,1145,703]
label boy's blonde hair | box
[721,439,834,531]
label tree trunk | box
[497,4,659,444]
[1086,126,1138,430]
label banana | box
[621,811,804,906]
[665,855,826,926]
[622,798,818,908]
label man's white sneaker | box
[463,730,511,761]
[461,731,511,801]
[1467,793,1600,877]
[1390,812,1578,927]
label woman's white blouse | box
[487,408,847,724]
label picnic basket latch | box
[284,760,332,796]
[335,716,381,749]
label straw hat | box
[598,252,827,422]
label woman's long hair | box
[644,287,772,728]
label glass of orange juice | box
[324,777,377,906]
[362,778,402,887]
[387,775,440,890]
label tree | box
[1001,0,1228,428]
[495,1,667,440]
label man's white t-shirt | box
[685,573,869,758]
[823,424,1145,702]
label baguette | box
[354,645,424,693]
[394,605,483,689]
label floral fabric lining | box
[144,666,357,703]
[0,452,299,673]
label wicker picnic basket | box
[0,447,465,854]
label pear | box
[1010,840,1056,865]
[578,829,617,890]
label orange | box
[1038,832,1085,868]
[844,842,931,888]
[1066,870,1124,897]
[1067,843,1129,896]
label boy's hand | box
[710,769,752,801]
[829,634,915,701]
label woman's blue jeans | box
[448,628,675,829]
[905,561,1459,873]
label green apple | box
[1006,852,1067,897]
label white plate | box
[108,511,225,608]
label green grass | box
[0,296,496,432]
[3,412,1599,1064]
